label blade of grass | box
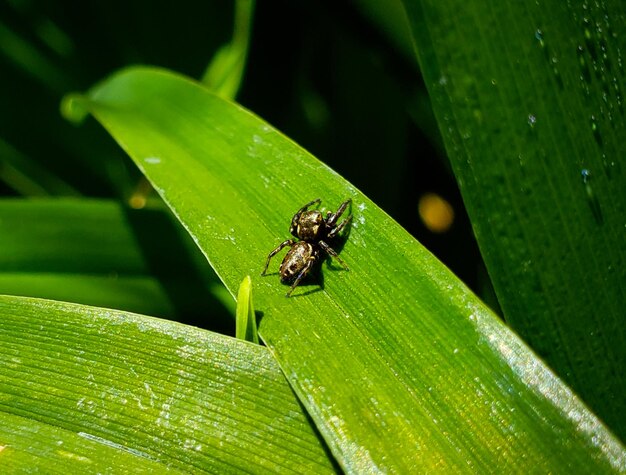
[201,0,255,99]
[401,0,626,439]
[0,138,80,196]
[0,273,175,317]
[235,275,259,344]
[0,295,336,473]
[0,198,173,316]
[0,198,234,322]
[0,199,147,274]
[64,66,626,472]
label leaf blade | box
[0,295,335,473]
[401,0,626,438]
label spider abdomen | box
[279,241,319,283]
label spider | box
[261,198,352,297]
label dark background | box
[0,0,496,328]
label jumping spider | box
[261,198,352,297]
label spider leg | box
[327,213,352,239]
[262,239,295,275]
[286,255,317,297]
[319,240,349,270]
[299,198,322,210]
[326,198,352,228]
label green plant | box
[0,0,624,472]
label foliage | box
[0,0,624,472]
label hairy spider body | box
[291,210,323,240]
[262,198,352,297]
[279,241,319,283]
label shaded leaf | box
[401,0,626,438]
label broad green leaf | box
[64,67,625,472]
[0,295,335,473]
[401,0,626,439]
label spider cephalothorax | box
[262,198,352,296]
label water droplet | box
[583,18,592,39]
[578,45,592,84]
[535,29,545,48]
[600,153,613,178]
[581,168,590,184]
[612,77,625,115]
[590,115,602,146]
[583,18,599,62]
[580,169,603,224]
[599,38,611,70]
[534,27,564,90]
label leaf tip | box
[235,275,259,344]
[60,93,89,125]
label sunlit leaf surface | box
[0,295,335,473]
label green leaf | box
[0,20,74,93]
[201,0,255,99]
[0,198,233,320]
[0,198,173,316]
[0,199,147,274]
[0,295,335,473]
[0,273,174,318]
[401,0,626,439]
[0,138,80,196]
[236,275,259,344]
[64,67,626,472]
